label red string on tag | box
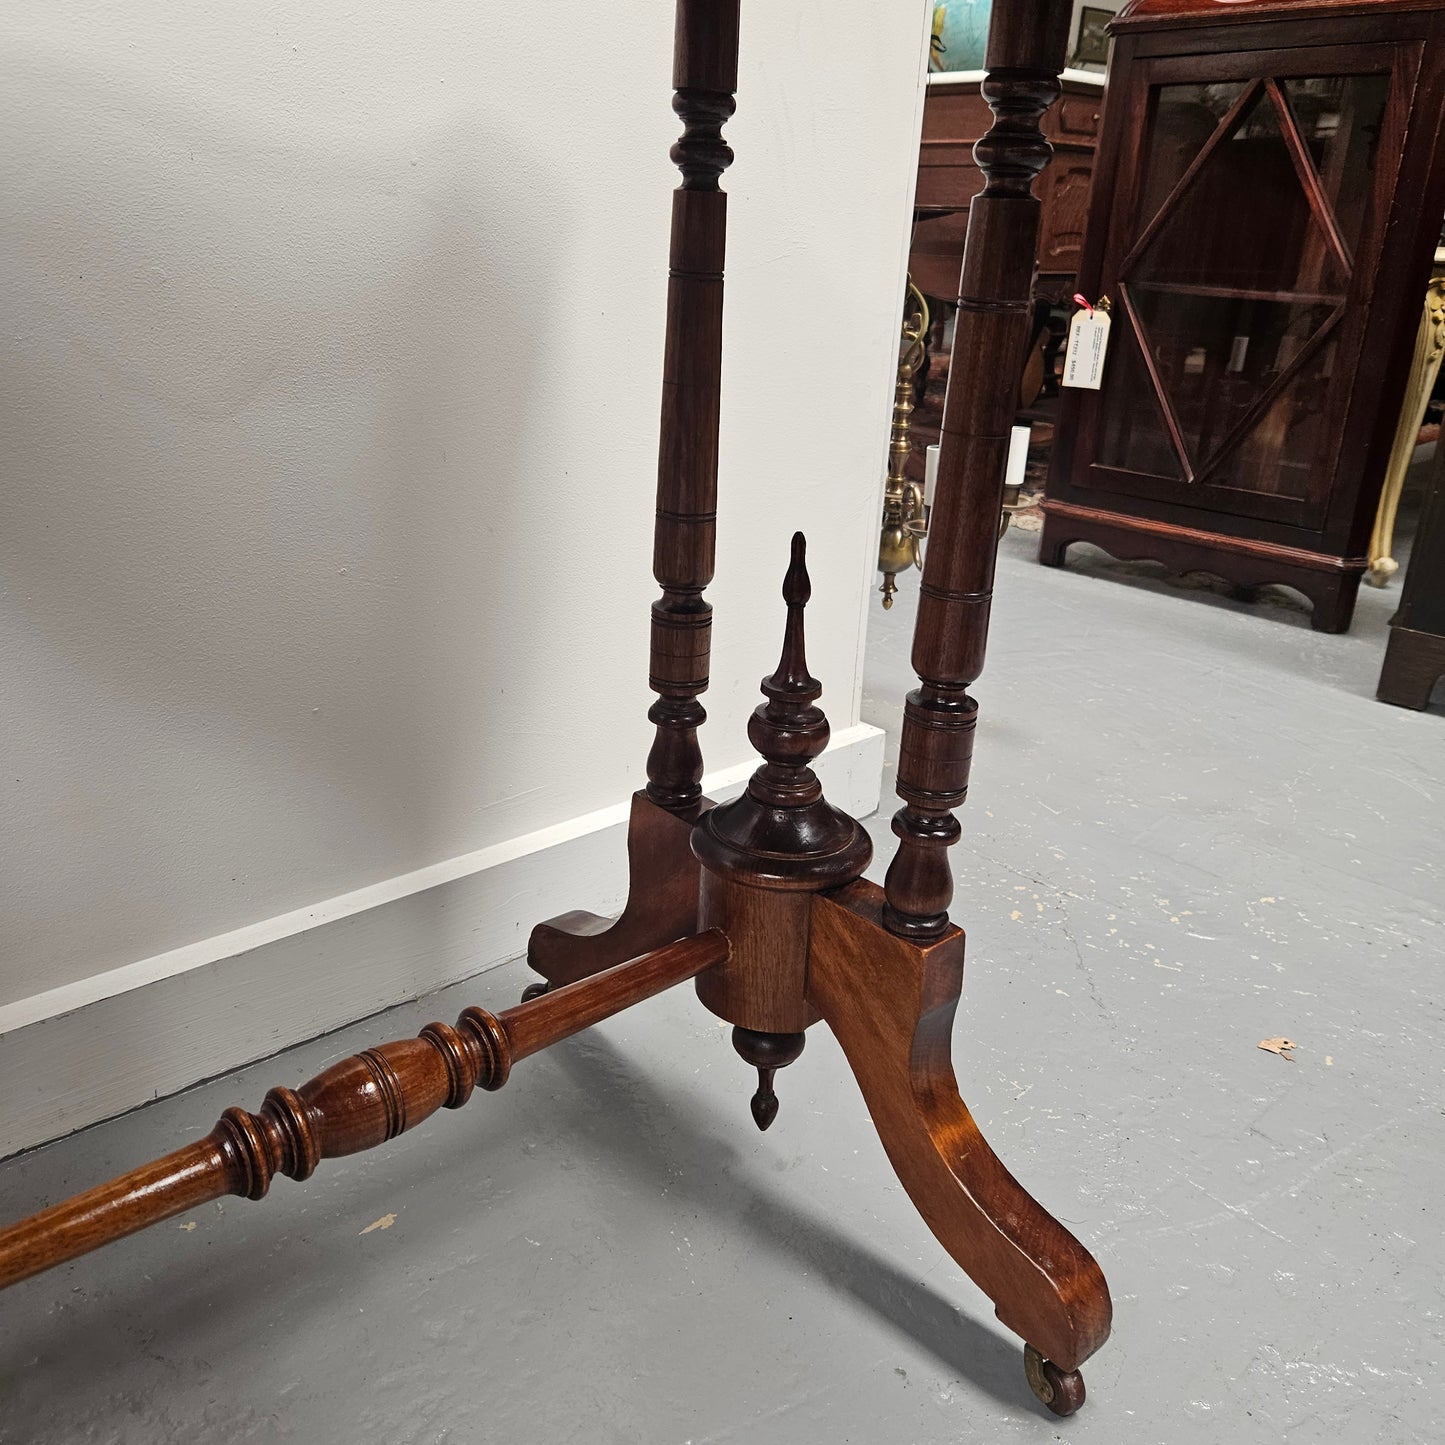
[1072,293,1094,318]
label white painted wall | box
[0,1,925,1144]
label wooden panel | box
[1056,94,1103,137]
[920,88,993,142]
[910,79,1100,298]
[1039,156,1095,272]
[914,153,984,210]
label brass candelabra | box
[877,281,1043,610]
[877,278,930,609]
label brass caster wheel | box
[520,980,551,1003]
[1024,1343,1085,1417]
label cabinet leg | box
[1037,516,1072,569]
[1309,572,1362,633]
[525,791,706,991]
[806,881,1111,1382]
[1377,624,1445,709]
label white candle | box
[1005,424,1031,493]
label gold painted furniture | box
[1367,248,1445,586]
[1378,414,1445,706]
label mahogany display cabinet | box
[1040,0,1445,632]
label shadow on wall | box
[0,45,577,1001]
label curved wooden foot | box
[526,790,708,989]
[806,880,1111,1376]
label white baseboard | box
[0,724,884,1159]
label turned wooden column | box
[883,2,1070,939]
[646,0,740,813]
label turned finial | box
[744,532,831,799]
[696,534,867,866]
[731,1027,806,1132]
[692,533,871,1129]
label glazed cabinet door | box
[1071,42,1416,529]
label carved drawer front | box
[1039,159,1095,273]
[1053,95,1102,139]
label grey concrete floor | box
[2,522,1442,1444]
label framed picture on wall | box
[1073,6,1113,68]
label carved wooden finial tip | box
[783,531,811,607]
[750,1078,780,1132]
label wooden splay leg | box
[861,3,1112,1411]
[526,791,707,992]
[808,880,1111,1409]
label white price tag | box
[1062,306,1111,390]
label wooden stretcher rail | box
[0,931,728,1292]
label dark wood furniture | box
[0,1,1113,1418]
[1040,0,1445,632]
[903,72,1103,500]
[910,72,1104,305]
[1378,444,1445,707]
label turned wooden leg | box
[806,879,1111,1387]
[525,790,707,993]
[527,0,740,993]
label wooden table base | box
[0,534,1111,1415]
[526,790,710,991]
[0,0,1112,1421]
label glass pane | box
[1205,333,1341,499]
[1280,74,1391,258]
[1130,87,1346,298]
[1136,82,1248,230]
[1096,318,1184,479]
[1127,286,1338,472]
